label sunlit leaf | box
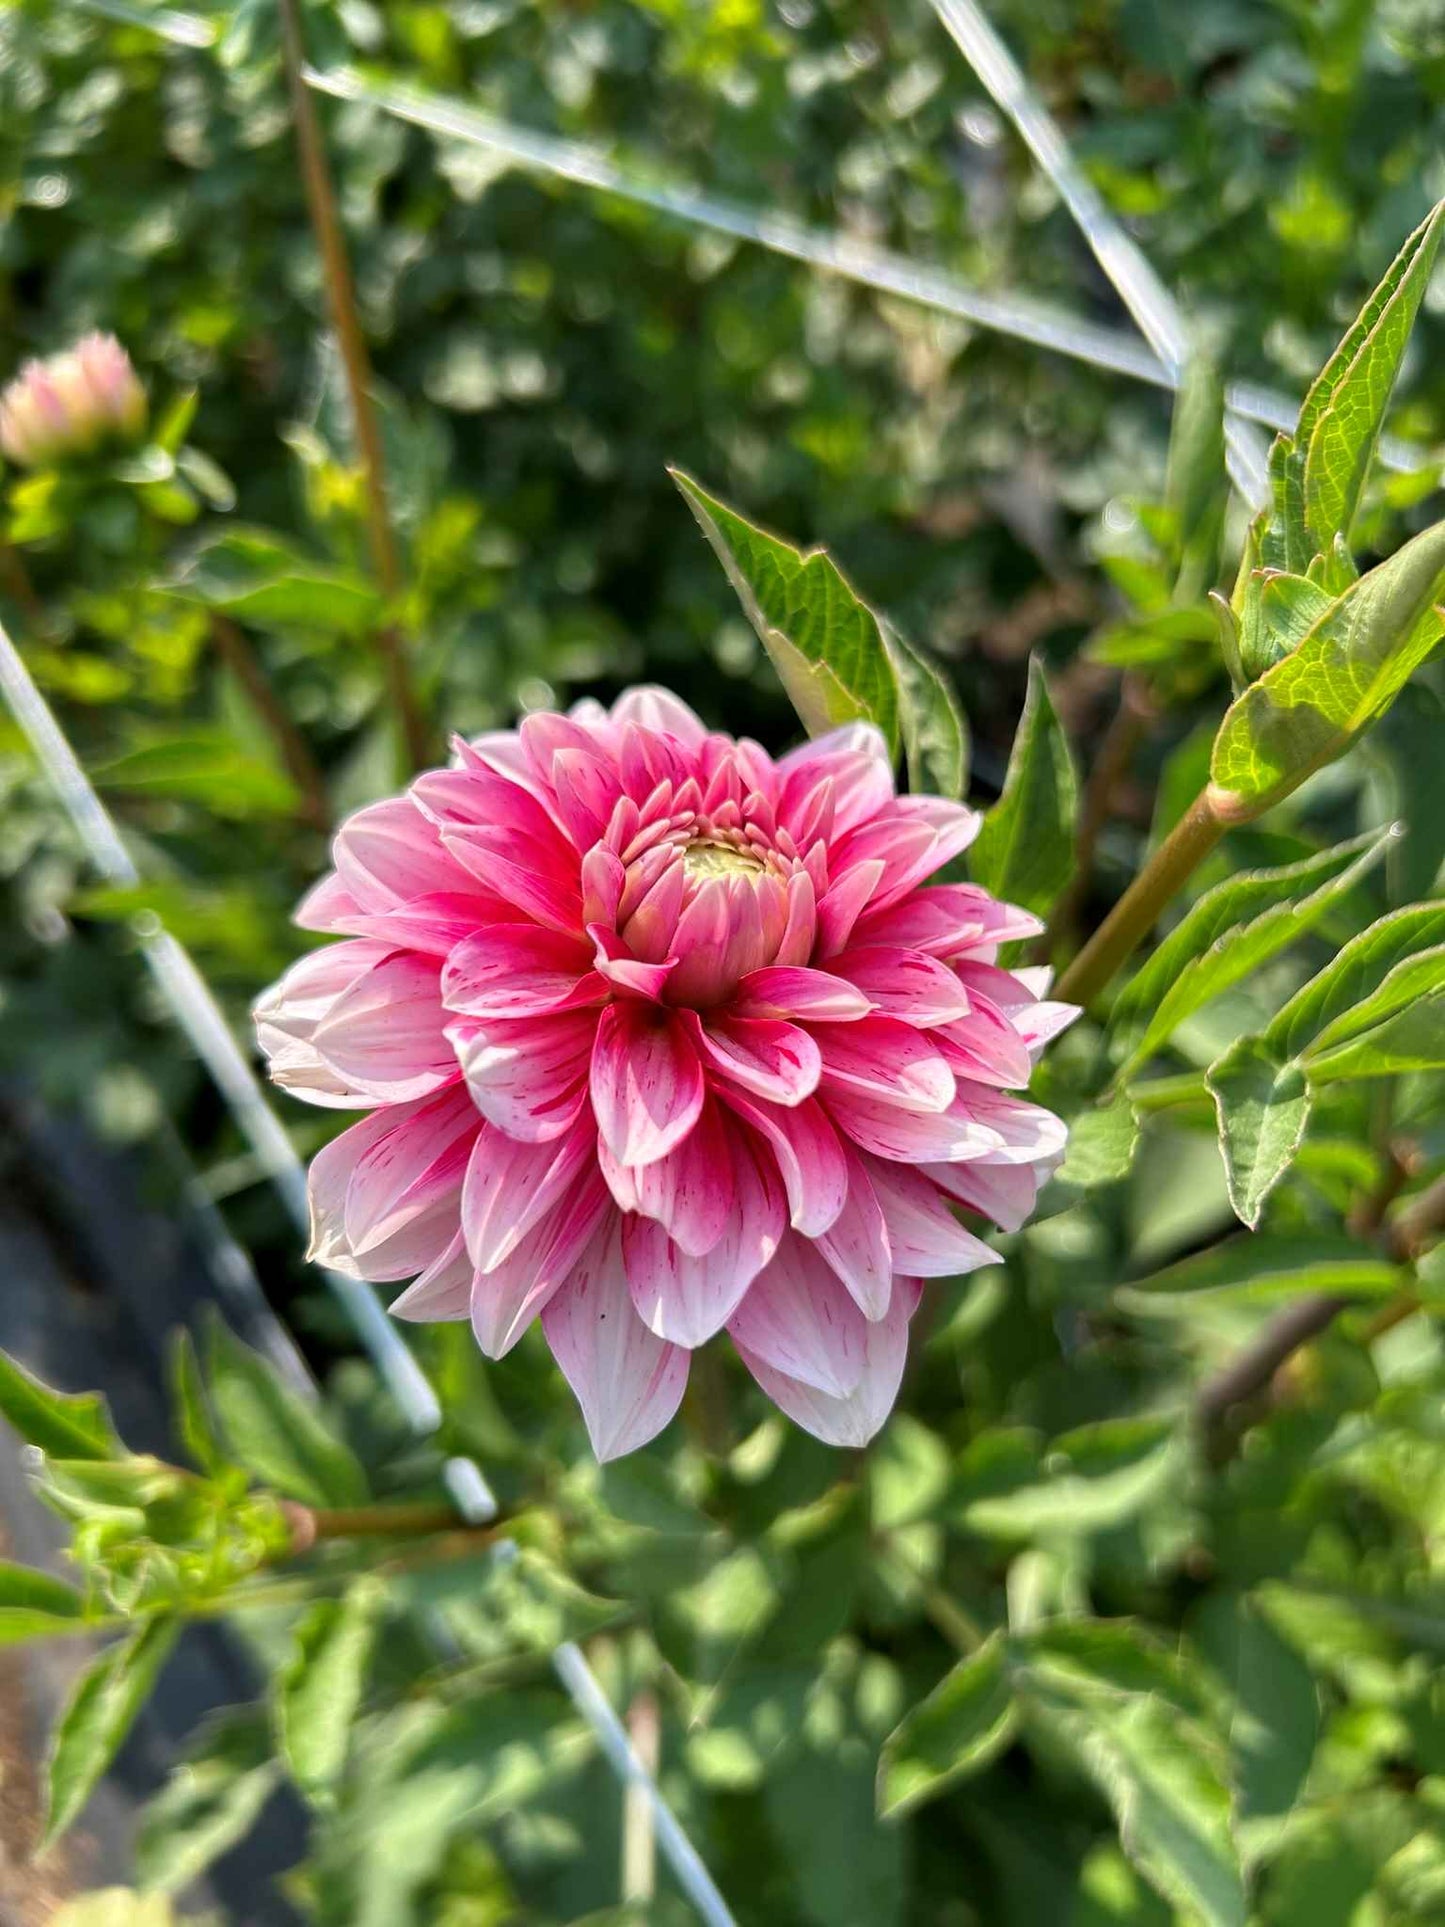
[46,1618,180,1847]
[0,1348,122,1462]
[878,1632,1016,1818]
[275,1578,384,1808]
[0,1561,88,1644]
[969,656,1078,917]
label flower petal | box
[814,1017,955,1113]
[727,1232,868,1396]
[688,1011,821,1107]
[460,1111,596,1271]
[448,1010,594,1141]
[442,926,602,1021]
[623,1095,736,1258]
[823,1086,1003,1162]
[471,1169,612,1357]
[542,1221,690,1461]
[715,1090,848,1237]
[832,946,971,1027]
[312,951,457,1103]
[814,1142,893,1320]
[861,1156,1000,1277]
[590,1002,705,1168]
[390,1231,473,1320]
[734,1279,922,1446]
[733,966,871,1024]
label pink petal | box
[833,946,971,1027]
[733,966,871,1023]
[344,1087,479,1257]
[622,1127,785,1345]
[346,893,502,959]
[862,1156,1000,1276]
[448,1010,594,1141]
[815,859,886,957]
[814,1142,893,1320]
[590,924,677,1001]
[307,1100,465,1281]
[726,1232,868,1397]
[471,1169,612,1357]
[925,1160,1041,1234]
[441,824,583,935]
[294,871,367,933]
[822,1086,1004,1162]
[935,999,1034,1090]
[460,1112,596,1271]
[814,1016,956,1113]
[688,1011,821,1107]
[332,797,473,912]
[735,1279,922,1447]
[390,1232,473,1321]
[715,1090,848,1237]
[542,1222,690,1461]
[957,1087,1070,1167]
[312,951,457,1104]
[623,1096,736,1258]
[442,925,602,1021]
[590,1002,705,1168]
[777,725,894,838]
[610,685,709,747]
[254,939,394,1107]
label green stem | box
[275,0,428,774]
[210,615,329,831]
[1043,671,1156,958]
[1056,789,1225,1008]
[282,1498,508,1551]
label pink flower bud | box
[0,333,148,469]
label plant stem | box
[275,0,428,773]
[1044,671,1156,957]
[1196,1166,1445,1458]
[622,1686,660,1905]
[1055,788,1224,1008]
[0,541,51,635]
[282,1497,505,1552]
[210,615,329,831]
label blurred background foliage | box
[2,0,1445,1923]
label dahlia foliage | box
[256,689,1073,1459]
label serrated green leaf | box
[1306,987,1445,1081]
[275,1578,384,1808]
[205,1318,367,1509]
[1118,1232,1400,1312]
[1205,1039,1312,1228]
[673,469,899,749]
[0,1349,122,1462]
[0,1561,87,1644]
[970,656,1078,917]
[1112,828,1392,1074]
[877,1631,1016,1818]
[1210,521,1445,821]
[1018,1628,1245,1927]
[1266,902,1445,1061]
[46,1618,180,1846]
[1298,203,1445,558]
[135,1707,280,1894]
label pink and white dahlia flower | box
[0,332,147,470]
[255,689,1073,1459]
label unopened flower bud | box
[0,333,148,469]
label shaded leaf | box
[885,629,968,798]
[46,1619,180,1846]
[0,1561,88,1644]
[178,528,380,635]
[135,1707,280,1894]
[205,1318,367,1509]
[275,1578,384,1808]
[970,656,1078,917]
[878,1632,1016,1818]
[1119,1232,1400,1312]
[960,1419,1181,1540]
[0,1349,121,1462]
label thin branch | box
[1055,788,1225,1007]
[281,1497,504,1552]
[1043,670,1156,957]
[210,615,329,831]
[622,1687,660,1905]
[275,0,428,772]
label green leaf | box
[1192,1594,1319,1829]
[1205,1039,1312,1228]
[1112,827,1393,1073]
[1057,1091,1141,1188]
[1209,521,1445,822]
[1236,571,1335,682]
[0,1349,122,1461]
[167,1330,225,1476]
[204,1318,368,1508]
[673,470,899,748]
[1265,903,1445,1061]
[959,1419,1181,1540]
[135,1707,280,1894]
[885,629,969,798]
[95,731,301,821]
[45,1618,180,1846]
[877,1631,1017,1818]
[969,656,1078,917]
[1019,1631,1246,1927]
[0,1561,87,1644]
[1305,941,1445,1056]
[1306,987,1445,1081]
[1118,1232,1401,1313]
[1164,356,1226,600]
[177,528,381,635]
[1295,202,1445,561]
[275,1579,385,1808]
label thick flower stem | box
[1055,788,1225,1008]
[275,0,428,774]
[210,615,329,831]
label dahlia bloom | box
[256,689,1073,1459]
[0,333,147,470]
